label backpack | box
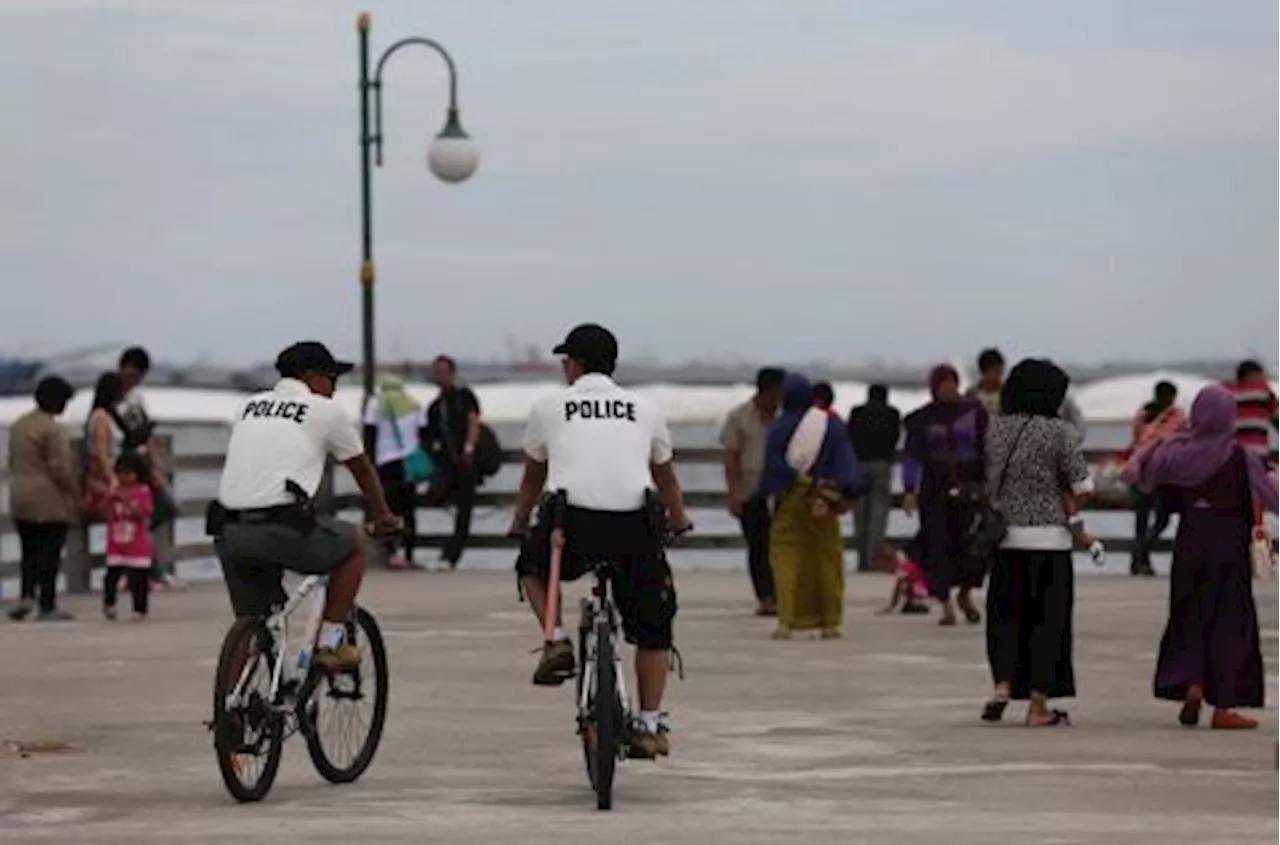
[474,424,503,480]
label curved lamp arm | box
[371,37,462,167]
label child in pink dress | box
[103,453,155,621]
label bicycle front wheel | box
[301,606,389,784]
[212,618,284,803]
[591,618,617,811]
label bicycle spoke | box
[313,630,378,770]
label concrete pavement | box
[1,570,1276,844]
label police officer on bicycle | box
[212,341,401,669]
[509,324,692,759]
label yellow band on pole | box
[360,260,376,287]
[356,11,371,32]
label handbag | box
[1249,494,1276,581]
[385,399,435,485]
[967,419,1031,558]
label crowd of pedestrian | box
[7,347,178,622]
[718,350,1277,729]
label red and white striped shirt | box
[1226,380,1278,461]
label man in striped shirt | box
[1227,360,1278,467]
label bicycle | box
[208,573,389,803]
[540,493,687,811]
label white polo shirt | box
[218,379,364,509]
[522,374,674,512]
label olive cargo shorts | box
[215,517,358,618]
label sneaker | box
[36,608,75,623]
[630,730,668,759]
[771,625,792,640]
[104,605,118,621]
[655,721,672,756]
[532,640,575,687]
[132,612,147,623]
[313,642,362,670]
[162,573,187,590]
[8,601,34,622]
[820,626,843,640]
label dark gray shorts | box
[215,516,358,618]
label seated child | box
[875,541,930,615]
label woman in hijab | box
[901,364,989,626]
[982,359,1095,727]
[362,375,429,570]
[1125,380,1185,576]
[759,373,862,640]
[1126,385,1277,729]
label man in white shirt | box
[508,324,692,759]
[214,341,400,669]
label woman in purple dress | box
[902,365,989,626]
[1127,385,1278,729]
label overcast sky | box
[1,0,1276,367]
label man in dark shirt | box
[847,384,901,571]
[424,355,481,569]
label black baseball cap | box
[275,341,355,379]
[553,323,618,370]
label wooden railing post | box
[61,438,93,594]
[154,434,177,578]
[64,516,93,595]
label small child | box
[103,452,155,621]
[875,541,930,615]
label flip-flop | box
[1179,697,1203,727]
[1027,709,1071,727]
[981,699,1009,723]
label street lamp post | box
[356,11,479,406]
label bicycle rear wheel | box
[300,607,389,784]
[212,618,283,803]
[591,618,618,811]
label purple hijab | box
[1128,385,1278,513]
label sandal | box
[1178,697,1203,727]
[981,699,1009,723]
[1027,709,1070,727]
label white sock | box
[318,622,344,650]
[551,626,569,643]
[639,710,660,734]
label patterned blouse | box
[985,414,1094,551]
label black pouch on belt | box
[205,501,230,536]
[279,480,318,534]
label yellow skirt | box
[768,482,845,630]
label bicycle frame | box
[577,567,630,730]
[224,575,327,713]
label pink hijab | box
[1126,385,1277,513]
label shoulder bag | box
[385,399,436,485]
[966,418,1032,558]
